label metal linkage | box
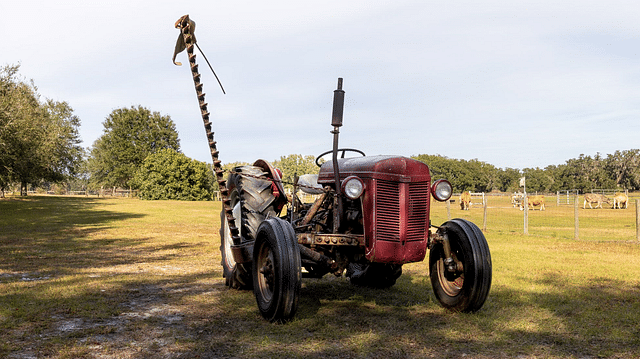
[174,15,240,244]
[231,170,331,194]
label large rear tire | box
[252,217,301,323]
[429,218,492,312]
[220,165,277,289]
[220,209,251,289]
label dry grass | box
[1,194,640,358]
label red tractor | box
[174,16,491,324]
[219,79,492,323]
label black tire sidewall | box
[219,209,234,280]
[252,218,301,323]
[429,218,491,312]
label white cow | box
[613,193,628,209]
[583,193,611,209]
[511,192,524,208]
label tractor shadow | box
[296,272,436,319]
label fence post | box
[482,197,487,231]
[636,199,639,242]
[524,193,529,235]
[446,199,451,220]
[574,195,579,240]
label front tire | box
[252,217,301,323]
[429,218,492,312]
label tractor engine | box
[317,155,447,264]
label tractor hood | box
[317,155,431,184]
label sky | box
[3,0,640,170]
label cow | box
[460,191,471,210]
[520,194,545,211]
[511,192,524,208]
[583,193,611,209]
[613,193,628,209]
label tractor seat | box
[297,174,324,195]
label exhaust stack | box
[331,78,345,232]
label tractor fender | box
[253,159,288,213]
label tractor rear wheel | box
[252,217,301,323]
[220,165,277,289]
[220,210,251,289]
[429,218,492,312]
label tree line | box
[412,151,640,194]
[0,65,83,196]
[2,65,638,200]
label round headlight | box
[341,176,365,200]
[432,179,452,202]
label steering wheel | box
[315,148,366,167]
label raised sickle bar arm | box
[174,15,241,245]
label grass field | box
[1,195,640,358]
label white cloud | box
[3,0,640,169]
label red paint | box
[318,156,432,264]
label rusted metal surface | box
[300,192,329,226]
[174,15,240,245]
[298,244,336,271]
[297,233,364,246]
[317,155,431,184]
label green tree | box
[521,167,555,193]
[412,154,500,193]
[498,167,522,192]
[412,154,462,190]
[605,149,640,190]
[272,154,318,190]
[0,64,82,195]
[466,159,499,193]
[88,106,180,189]
[555,153,614,193]
[66,148,91,193]
[133,149,214,200]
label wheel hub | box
[260,258,275,292]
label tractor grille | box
[375,180,430,243]
[407,182,430,241]
[375,180,400,241]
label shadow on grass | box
[0,196,147,275]
[5,261,640,357]
[2,196,639,358]
[0,196,222,357]
[174,272,640,359]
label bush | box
[133,149,214,201]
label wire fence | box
[6,189,137,198]
[8,187,638,243]
[434,193,640,242]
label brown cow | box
[460,191,471,210]
[613,193,628,209]
[520,195,545,211]
[583,193,611,209]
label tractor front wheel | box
[252,217,301,323]
[429,218,492,312]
